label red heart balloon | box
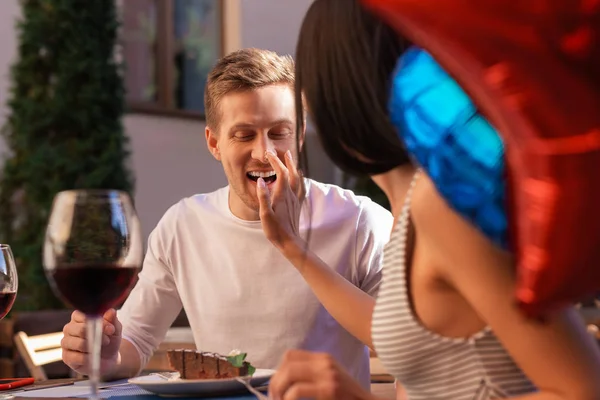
[361,0,600,318]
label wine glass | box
[0,245,17,320]
[0,246,17,400]
[43,190,142,400]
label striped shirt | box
[371,172,536,399]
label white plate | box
[128,370,274,397]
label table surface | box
[3,379,397,399]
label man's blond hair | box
[204,48,295,130]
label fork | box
[234,376,269,400]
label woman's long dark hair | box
[295,0,413,177]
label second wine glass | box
[0,244,17,320]
[43,190,142,400]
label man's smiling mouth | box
[247,170,277,184]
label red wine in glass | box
[0,292,16,320]
[0,244,17,320]
[50,264,139,316]
[44,190,142,400]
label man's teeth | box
[248,171,276,178]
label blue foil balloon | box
[388,46,508,249]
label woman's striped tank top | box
[371,172,536,399]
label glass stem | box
[86,316,103,400]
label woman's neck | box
[371,164,417,220]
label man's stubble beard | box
[229,175,260,213]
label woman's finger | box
[269,359,320,399]
[296,169,306,200]
[282,349,317,361]
[265,150,290,186]
[282,382,319,400]
[284,150,301,196]
[256,177,275,219]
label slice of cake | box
[166,349,255,380]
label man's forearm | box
[104,339,142,380]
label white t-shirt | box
[118,179,393,389]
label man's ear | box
[205,126,221,161]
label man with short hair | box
[60,48,393,390]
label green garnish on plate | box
[226,352,256,376]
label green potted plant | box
[0,0,135,313]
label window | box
[120,0,224,119]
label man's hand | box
[61,309,123,377]
[256,149,306,254]
[269,349,377,400]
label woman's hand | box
[256,149,306,253]
[269,350,376,400]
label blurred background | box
[0,0,389,380]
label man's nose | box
[251,137,276,162]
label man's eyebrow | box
[268,118,294,126]
[229,123,254,131]
[229,119,294,132]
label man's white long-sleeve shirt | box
[118,179,393,389]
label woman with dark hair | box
[255,0,600,399]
